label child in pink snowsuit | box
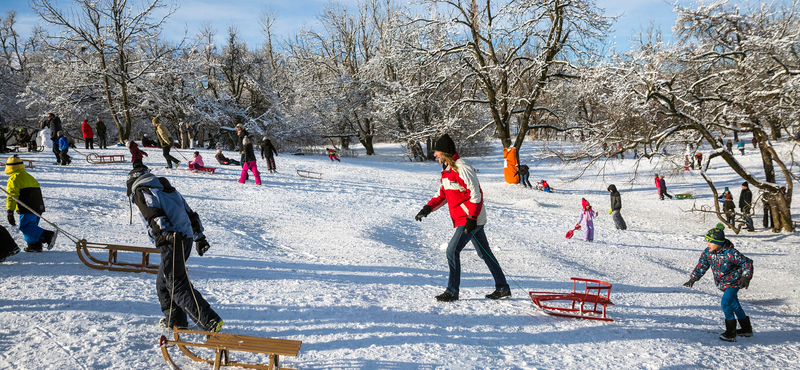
[327,148,340,162]
[188,151,204,170]
[576,198,598,242]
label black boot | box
[40,229,58,250]
[435,291,458,302]
[24,242,43,253]
[719,319,738,342]
[736,316,753,337]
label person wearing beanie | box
[260,137,278,173]
[215,148,240,166]
[658,175,673,200]
[188,151,205,170]
[4,155,57,252]
[95,117,107,149]
[739,182,754,231]
[236,124,261,185]
[718,186,731,203]
[683,223,754,342]
[81,119,94,149]
[126,139,148,167]
[607,184,627,230]
[125,166,222,333]
[576,198,598,241]
[152,117,180,169]
[57,131,71,165]
[414,133,510,302]
[723,193,736,224]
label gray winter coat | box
[130,173,204,245]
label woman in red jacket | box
[81,119,94,149]
[415,134,510,302]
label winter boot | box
[736,316,753,337]
[486,287,512,300]
[24,242,43,253]
[719,319,738,342]
[40,229,58,250]
[158,317,188,330]
[0,246,21,262]
[435,291,458,302]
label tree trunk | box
[360,135,374,155]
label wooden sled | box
[296,169,322,180]
[0,158,35,169]
[675,193,693,200]
[529,277,614,322]
[159,327,302,370]
[76,239,159,274]
[86,153,126,164]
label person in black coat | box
[236,124,261,185]
[658,175,673,200]
[607,184,627,230]
[739,182,754,231]
[723,193,736,225]
[260,137,278,173]
[47,113,62,164]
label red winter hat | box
[581,198,589,209]
[83,119,88,124]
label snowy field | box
[1,139,799,370]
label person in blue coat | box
[126,164,222,332]
[683,223,754,342]
[57,131,71,165]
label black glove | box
[683,279,696,288]
[7,210,15,226]
[464,217,478,234]
[195,237,210,257]
[415,205,432,222]
[739,275,751,289]
[157,231,177,247]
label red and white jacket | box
[426,153,487,228]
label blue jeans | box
[445,225,509,295]
[721,287,747,320]
[19,213,44,244]
[520,173,532,188]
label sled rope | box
[469,231,526,294]
[0,187,81,244]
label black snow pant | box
[51,138,61,164]
[0,225,19,258]
[59,148,71,165]
[84,138,94,149]
[162,145,180,168]
[156,237,220,331]
[265,155,276,171]
[611,210,627,230]
[98,135,107,149]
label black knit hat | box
[742,182,749,188]
[433,134,456,154]
[126,164,150,197]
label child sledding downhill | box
[327,148,341,162]
[683,223,754,342]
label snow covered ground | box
[1,139,799,370]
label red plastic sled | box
[565,224,581,239]
[529,277,614,321]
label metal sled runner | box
[86,153,126,164]
[160,327,302,370]
[529,277,614,322]
[296,169,322,180]
[75,239,159,274]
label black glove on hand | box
[195,237,210,257]
[683,279,696,288]
[7,210,15,226]
[415,205,432,222]
[157,231,177,247]
[464,217,478,234]
[739,275,751,289]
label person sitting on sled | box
[537,180,552,193]
[214,148,241,166]
[188,151,205,170]
[575,198,597,242]
[683,223,753,342]
[327,148,341,162]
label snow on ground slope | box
[0,140,798,369]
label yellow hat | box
[4,155,24,175]
[152,117,160,124]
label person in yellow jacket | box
[151,117,180,169]
[4,155,57,252]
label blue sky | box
[0,0,766,53]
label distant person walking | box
[659,175,673,200]
[152,117,180,169]
[260,137,278,173]
[654,174,661,198]
[726,140,733,153]
[236,124,261,185]
[47,113,62,164]
[576,198,598,241]
[737,140,745,156]
[607,185,627,230]
[739,182,754,231]
[57,131,71,165]
[723,193,736,224]
[414,134,510,302]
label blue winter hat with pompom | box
[704,223,726,245]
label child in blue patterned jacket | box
[683,223,754,342]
